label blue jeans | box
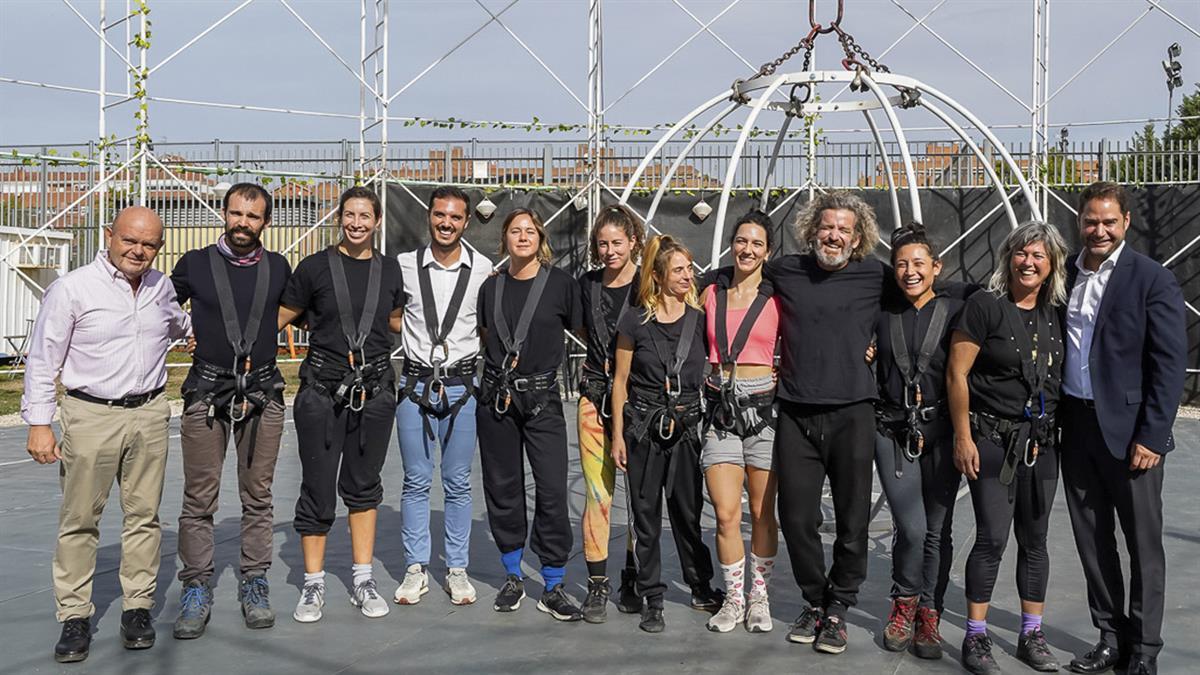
[395,377,477,569]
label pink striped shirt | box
[21,251,191,425]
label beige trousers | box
[53,394,170,622]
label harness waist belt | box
[67,386,164,408]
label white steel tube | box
[862,110,902,231]
[618,90,735,203]
[646,101,740,222]
[919,98,1019,229]
[859,73,922,224]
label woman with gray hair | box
[946,221,1068,675]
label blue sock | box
[542,565,564,593]
[1021,612,1042,635]
[966,618,988,637]
[501,548,523,578]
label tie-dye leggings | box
[577,395,634,564]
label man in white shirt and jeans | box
[22,207,191,663]
[393,186,492,606]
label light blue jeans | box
[395,377,476,569]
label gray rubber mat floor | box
[0,406,1196,674]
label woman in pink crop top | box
[697,210,782,634]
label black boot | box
[616,569,641,614]
[120,608,155,650]
[639,597,665,633]
[54,618,91,663]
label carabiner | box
[349,384,366,412]
[1023,438,1039,467]
[229,396,249,423]
[494,389,512,416]
[656,414,677,442]
[904,429,924,461]
[599,391,612,420]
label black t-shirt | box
[478,265,582,374]
[954,290,1064,419]
[874,284,972,407]
[579,269,639,375]
[172,247,292,368]
[616,306,708,395]
[280,248,404,360]
[765,253,897,405]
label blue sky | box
[1,0,1197,147]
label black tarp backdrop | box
[385,184,1200,403]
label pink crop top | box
[704,289,779,366]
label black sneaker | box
[639,603,665,633]
[54,618,91,663]
[689,585,725,613]
[962,633,1002,675]
[580,576,610,624]
[537,584,583,622]
[493,575,525,612]
[616,569,641,614]
[814,613,848,654]
[787,606,823,644]
[120,609,155,650]
[1017,628,1061,672]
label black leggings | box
[292,381,396,535]
[964,433,1059,604]
[476,392,573,569]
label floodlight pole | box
[587,0,605,230]
[1030,0,1050,214]
[359,0,388,252]
[138,2,148,206]
[99,0,107,241]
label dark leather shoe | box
[1126,656,1156,675]
[54,618,91,663]
[1068,642,1120,673]
[120,608,155,649]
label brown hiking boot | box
[912,606,944,659]
[882,595,918,652]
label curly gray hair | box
[987,221,1070,307]
[794,190,881,261]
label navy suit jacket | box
[1066,247,1187,459]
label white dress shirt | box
[21,251,192,425]
[1063,240,1126,400]
[397,243,493,368]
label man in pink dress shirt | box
[22,206,191,663]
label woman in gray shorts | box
[699,211,781,634]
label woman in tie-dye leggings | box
[575,205,644,623]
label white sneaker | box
[393,564,430,605]
[443,568,477,605]
[293,582,325,623]
[350,578,390,618]
[706,596,744,633]
[745,594,773,633]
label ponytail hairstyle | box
[889,222,939,265]
[637,235,700,322]
[588,204,646,267]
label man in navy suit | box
[1060,182,1187,675]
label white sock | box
[352,563,373,587]
[721,558,745,606]
[749,553,775,600]
[304,570,326,588]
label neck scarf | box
[217,233,264,266]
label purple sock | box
[1021,612,1042,635]
[966,618,988,636]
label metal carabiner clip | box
[494,389,512,416]
[229,355,251,422]
[1023,437,1039,467]
[903,428,924,462]
[599,391,612,420]
[348,383,366,412]
[656,413,677,442]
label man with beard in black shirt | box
[766,191,892,655]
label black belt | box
[579,367,614,427]
[877,400,948,476]
[67,386,164,409]
[302,349,393,409]
[400,357,478,448]
[184,359,284,467]
[970,409,1057,515]
[703,381,775,438]
[626,388,702,499]
[1064,395,1096,410]
[480,365,558,418]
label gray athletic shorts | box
[700,374,776,472]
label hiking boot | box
[580,576,611,624]
[120,609,155,650]
[962,633,1002,675]
[912,606,944,660]
[493,574,525,612]
[706,595,744,633]
[393,563,430,605]
[350,578,390,618]
[239,573,275,629]
[54,618,91,663]
[1017,628,1061,672]
[293,582,324,623]
[616,569,641,614]
[745,594,773,633]
[814,613,848,654]
[173,580,213,639]
[537,584,582,622]
[787,606,823,644]
[444,568,477,606]
[689,585,725,613]
[639,602,665,633]
[883,595,918,652]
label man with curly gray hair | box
[765,190,893,655]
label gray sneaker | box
[350,579,390,618]
[172,580,213,639]
[443,568,477,606]
[238,572,275,629]
[745,595,773,633]
[393,564,429,605]
[706,596,744,633]
[293,582,324,623]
